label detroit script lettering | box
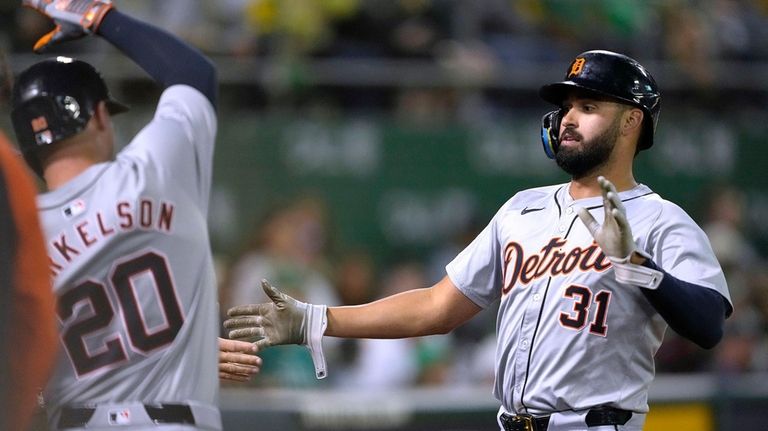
[502,237,611,294]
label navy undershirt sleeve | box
[639,259,731,349]
[97,10,218,108]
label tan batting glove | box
[578,176,662,289]
[22,0,115,52]
[224,280,329,378]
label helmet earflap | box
[541,109,562,159]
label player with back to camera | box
[11,1,261,429]
[225,50,733,431]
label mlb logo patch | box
[108,409,131,425]
[63,199,86,218]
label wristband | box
[304,304,328,379]
[609,256,663,290]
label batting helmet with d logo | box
[538,50,661,159]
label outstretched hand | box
[224,280,307,350]
[218,338,261,383]
[22,0,114,52]
[225,279,330,379]
[577,176,637,261]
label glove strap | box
[609,254,663,290]
[80,1,114,32]
[305,304,329,379]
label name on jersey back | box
[48,198,175,276]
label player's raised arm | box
[578,176,730,349]
[23,0,217,107]
[224,277,481,379]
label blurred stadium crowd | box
[5,0,768,72]
[2,0,768,390]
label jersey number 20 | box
[57,251,184,377]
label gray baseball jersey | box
[447,183,731,416]
[38,85,220,429]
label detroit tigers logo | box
[568,58,586,77]
[501,237,610,294]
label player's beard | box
[555,118,621,179]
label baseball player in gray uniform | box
[9,0,262,429]
[225,51,732,430]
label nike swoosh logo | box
[521,207,545,215]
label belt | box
[59,403,195,428]
[585,406,633,427]
[500,406,633,431]
[500,413,550,431]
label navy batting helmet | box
[10,56,129,174]
[538,50,661,159]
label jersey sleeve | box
[445,201,509,309]
[118,85,217,214]
[644,201,732,309]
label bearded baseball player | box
[11,1,260,429]
[225,50,733,431]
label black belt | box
[500,406,633,431]
[500,413,550,431]
[58,403,195,428]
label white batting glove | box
[578,176,662,289]
[577,176,637,261]
[224,280,329,379]
[22,0,115,52]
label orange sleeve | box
[0,131,57,431]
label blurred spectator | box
[222,195,335,308]
[657,183,763,373]
[658,2,717,88]
[746,270,768,370]
[420,214,497,386]
[698,184,768,373]
[334,249,377,306]
[394,87,457,127]
[334,260,453,388]
[241,0,360,56]
[711,0,752,60]
[702,185,760,271]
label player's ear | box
[621,107,643,136]
[92,100,111,131]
